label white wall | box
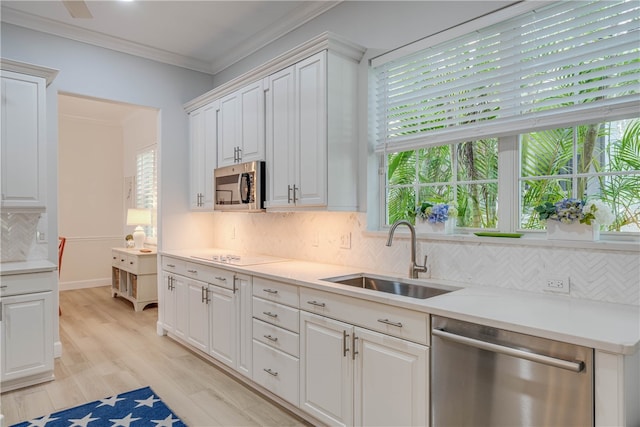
[58,114,124,288]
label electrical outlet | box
[544,277,570,294]
[340,232,351,249]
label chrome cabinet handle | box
[432,329,585,372]
[263,288,278,294]
[215,276,227,282]
[343,330,350,357]
[187,269,198,274]
[263,311,278,318]
[293,185,298,203]
[287,185,292,203]
[306,300,326,308]
[378,318,403,328]
[263,368,278,377]
[236,147,242,162]
[264,334,278,342]
[232,275,237,294]
[167,264,176,268]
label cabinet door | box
[186,279,209,353]
[238,81,265,163]
[208,284,237,368]
[161,272,176,333]
[235,273,252,378]
[295,51,327,207]
[353,328,428,427]
[173,275,188,341]
[190,102,217,209]
[1,72,46,209]
[265,67,296,208]
[300,311,354,427]
[1,291,53,382]
[217,92,240,167]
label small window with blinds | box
[374,1,640,235]
[136,146,157,238]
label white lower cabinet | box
[251,277,300,406]
[161,270,187,341]
[1,291,54,385]
[186,279,209,353]
[300,312,353,426]
[354,327,428,427]
[299,290,429,426]
[161,257,251,377]
[208,283,236,367]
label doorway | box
[57,93,158,291]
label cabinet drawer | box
[252,340,299,406]
[185,262,234,290]
[131,255,156,275]
[253,318,299,357]
[300,288,429,345]
[253,277,299,307]
[162,256,186,275]
[0,271,55,296]
[113,250,128,268]
[253,297,299,333]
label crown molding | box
[1,7,214,74]
[0,58,59,85]
[209,1,342,75]
[183,31,366,113]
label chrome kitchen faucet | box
[386,220,428,279]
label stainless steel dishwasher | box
[431,316,593,426]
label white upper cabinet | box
[265,50,358,211]
[1,70,47,211]
[184,33,365,211]
[217,80,265,167]
[189,101,217,210]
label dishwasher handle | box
[432,328,585,373]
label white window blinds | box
[373,0,640,153]
[136,147,157,237]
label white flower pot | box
[546,220,600,241]
[416,219,454,234]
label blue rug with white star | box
[11,386,186,427]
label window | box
[136,146,157,238]
[521,119,640,232]
[374,1,640,235]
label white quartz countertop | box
[162,249,640,355]
[0,259,57,275]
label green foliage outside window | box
[386,119,640,233]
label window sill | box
[363,230,640,252]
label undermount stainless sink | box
[321,273,458,299]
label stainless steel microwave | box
[214,161,265,212]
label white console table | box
[111,248,157,311]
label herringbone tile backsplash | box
[1,212,39,262]
[211,211,640,306]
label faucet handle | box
[420,255,428,272]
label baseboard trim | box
[59,278,110,291]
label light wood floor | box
[1,286,310,427]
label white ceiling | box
[1,0,340,75]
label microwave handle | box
[239,172,251,204]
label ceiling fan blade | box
[62,0,93,19]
